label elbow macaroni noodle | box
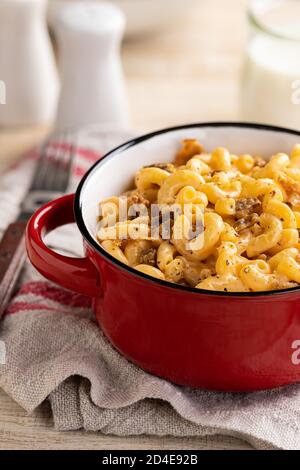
[96,139,300,292]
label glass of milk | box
[241,0,300,130]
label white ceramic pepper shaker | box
[0,0,59,126]
[54,1,129,132]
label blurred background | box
[0,0,299,169]
[0,0,248,167]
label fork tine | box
[43,135,65,191]
[30,139,53,191]
[20,132,77,219]
[60,134,77,190]
[29,131,77,194]
[52,133,76,192]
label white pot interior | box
[79,125,300,243]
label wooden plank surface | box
[0,0,253,450]
[0,389,252,450]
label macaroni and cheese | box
[96,139,300,292]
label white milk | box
[241,0,300,130]
[241,33,300,129]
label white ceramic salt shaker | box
[54,2,129,132]
[0,0,59,126]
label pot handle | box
[26,193,99,297]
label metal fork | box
[0,133,76,318]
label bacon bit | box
[139,247,157,266]
[234,213,260,232]
[126,191,150,208]
[235,197,261,218]
[143,163,175,173]
[174,139,204,166]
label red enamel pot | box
[26,123,300,392]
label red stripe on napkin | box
[16,281,91,308]
[6,301,75,315]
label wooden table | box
[0,0,253,450]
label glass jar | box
[240,0,300,130]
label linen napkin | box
[1,127,300,451]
